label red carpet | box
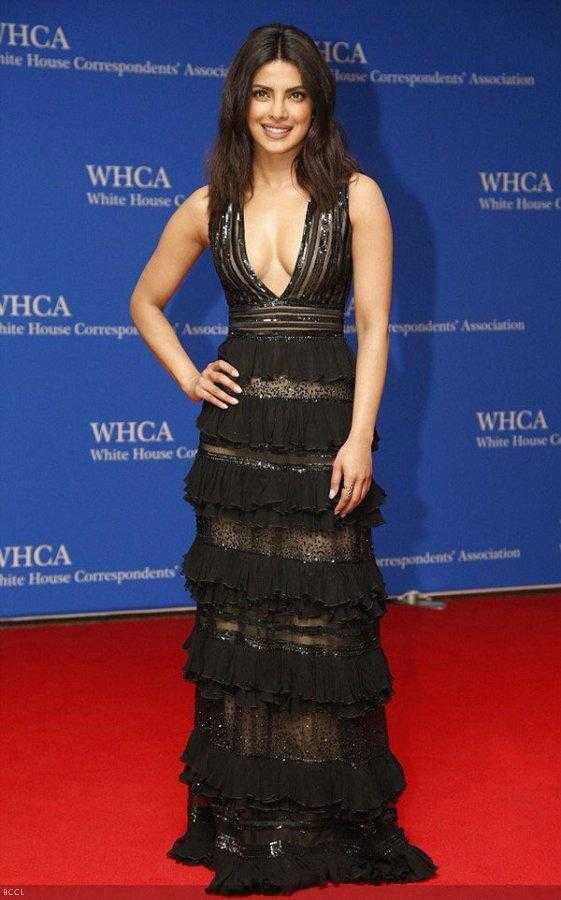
[2,589,560,892]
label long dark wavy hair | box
[204,23,365,230]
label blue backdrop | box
[2,1,560,619]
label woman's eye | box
[252,89,307,100]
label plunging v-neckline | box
[238,197,313,302]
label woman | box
[130,22,438,894]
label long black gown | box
[167,179,438,893]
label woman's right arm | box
[128,185,241,409]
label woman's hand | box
[329,434,373,517]
[185,359,243,408]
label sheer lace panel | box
[194,606,379,654]
[241,374,354,401]
[200,441,336,469]
[197,511,372,563]
[195,692,389,766]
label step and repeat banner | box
[2,1,560,619]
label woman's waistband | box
[228,303,344,333]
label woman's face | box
[246,59,313,154]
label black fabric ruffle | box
[196,680,383,719]
[216,331,357,384]
[181,621,393,714]
[182,538,388,617]
[196,393,379,452]
[178,726,405,815]
[184,446,387,531]
[168,813,214,869]
[168,809,438,895]
[188,580,386,625]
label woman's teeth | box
[262,124,292,138]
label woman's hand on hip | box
[185,359,242,408]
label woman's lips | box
[261,124,292,139]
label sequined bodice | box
[208,182,352,311]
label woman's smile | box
[261,123,293,139]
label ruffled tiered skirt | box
[167,329,438,893]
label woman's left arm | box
[330,173,393,516]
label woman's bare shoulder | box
[347,172,391,229]
[173,183,210,248]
